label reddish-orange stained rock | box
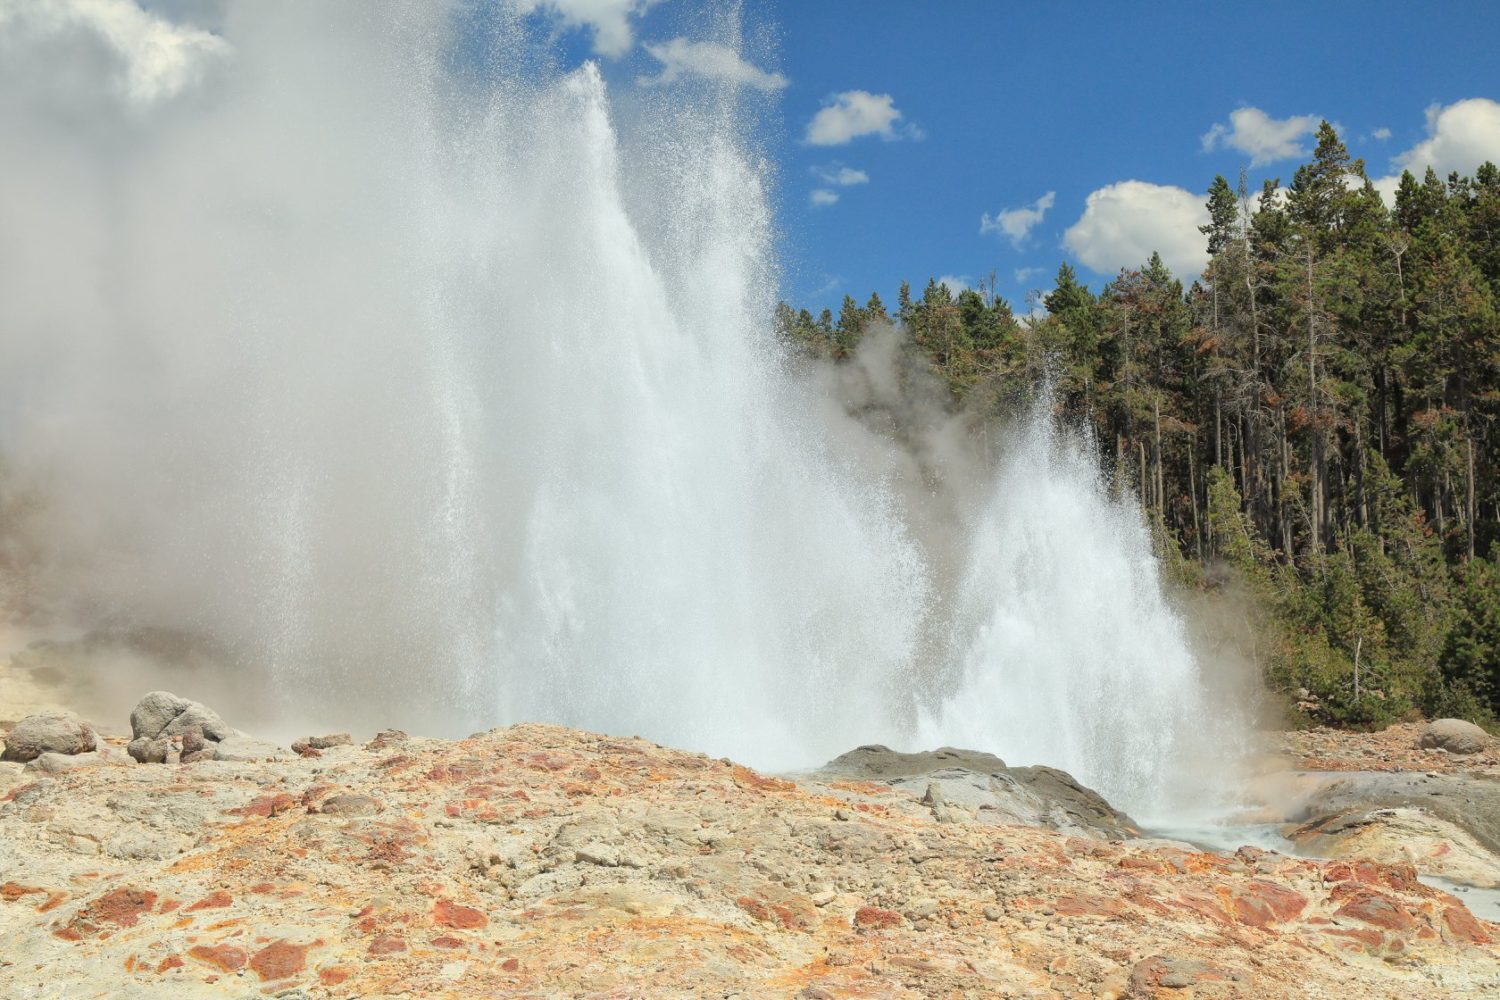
[853,906,902,930]
[1244,880,1308,923]
[502,957,521,971]
[319,966,352,986]
[249,940,309,980]
[1170,892,1231,925]
[156,954,184,974]
[433,899,488,929]
[1323,927,1384,952]
[1054,893,1128,919]
[431,935,465,949]
[1332,890,1416,932]
[737,896,773,922]
[2,882,43,902]
[86,888,158,928]
[233,793,299,818]
[368,934,407,955]
[188,944,248,972]
[186,890,233,912]
[1324,859,1421,893]
[1442,905,1491,945]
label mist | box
[0,0,1251,819]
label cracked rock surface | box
[1,723,1497,998]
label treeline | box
[778,122,1500,729]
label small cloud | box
[1371,127,1392,141]
[511,0,657,58]
[1372,98,1500,204]
[936,274,971,296]
[1201,107,1320,166]
[1062,180,1210,280]
[805,90,915,146]
[980,191,1056,248]
[639,37,787,90]
[811,163,869,186]
[809,275,843,298]
[1013,266,1043,285]
[809,188,839,207]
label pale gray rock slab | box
[803,744,1139,840]
[0,712,97,762]
[24,747,132,774]
[211,734,290,761]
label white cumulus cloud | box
[1371,127,1392,141]
[639,37,786,90]
[809,188,839,207]
[811,163,868,186]
[1371,98,1500,204]
[510,0,655,58]
[1201,107,1320,166]
[1395,97,1500,178]
[0,0,229,109]
[1063,181,1209,280]
[936,275,971,296]
[980,191,1056,248]
[805,90,910,146]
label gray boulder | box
[1419,718,1491,755]
[0,713,97,762]
[809,744,1138,840]
[129,691,236,743]
[127,737,173,764]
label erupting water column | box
[0,2,1238,819]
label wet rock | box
[819,744,1009,778]
[1,714,97,762]
[811,744,1137,839]
[1419,719,1491,755]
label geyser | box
[0,1,1238,816]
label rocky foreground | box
[2,712,1498,999]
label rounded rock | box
[1418,719,1491,755]
[0,713,97,762]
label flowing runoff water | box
[0,4,1242,820]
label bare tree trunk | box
[1189,442,1203,559]
[1467,434,1477,560]
[1307,245,1324,552]
[1153,396,1165,519]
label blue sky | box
[526,0,1500,315]
[771,0,1500,312]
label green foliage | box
[777,126,1500,728]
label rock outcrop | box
[124,690,286,764]
[0,712,97,762]
[1421,719,1492,756]
[5,724,1489,998]
[807,744,1139,839]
